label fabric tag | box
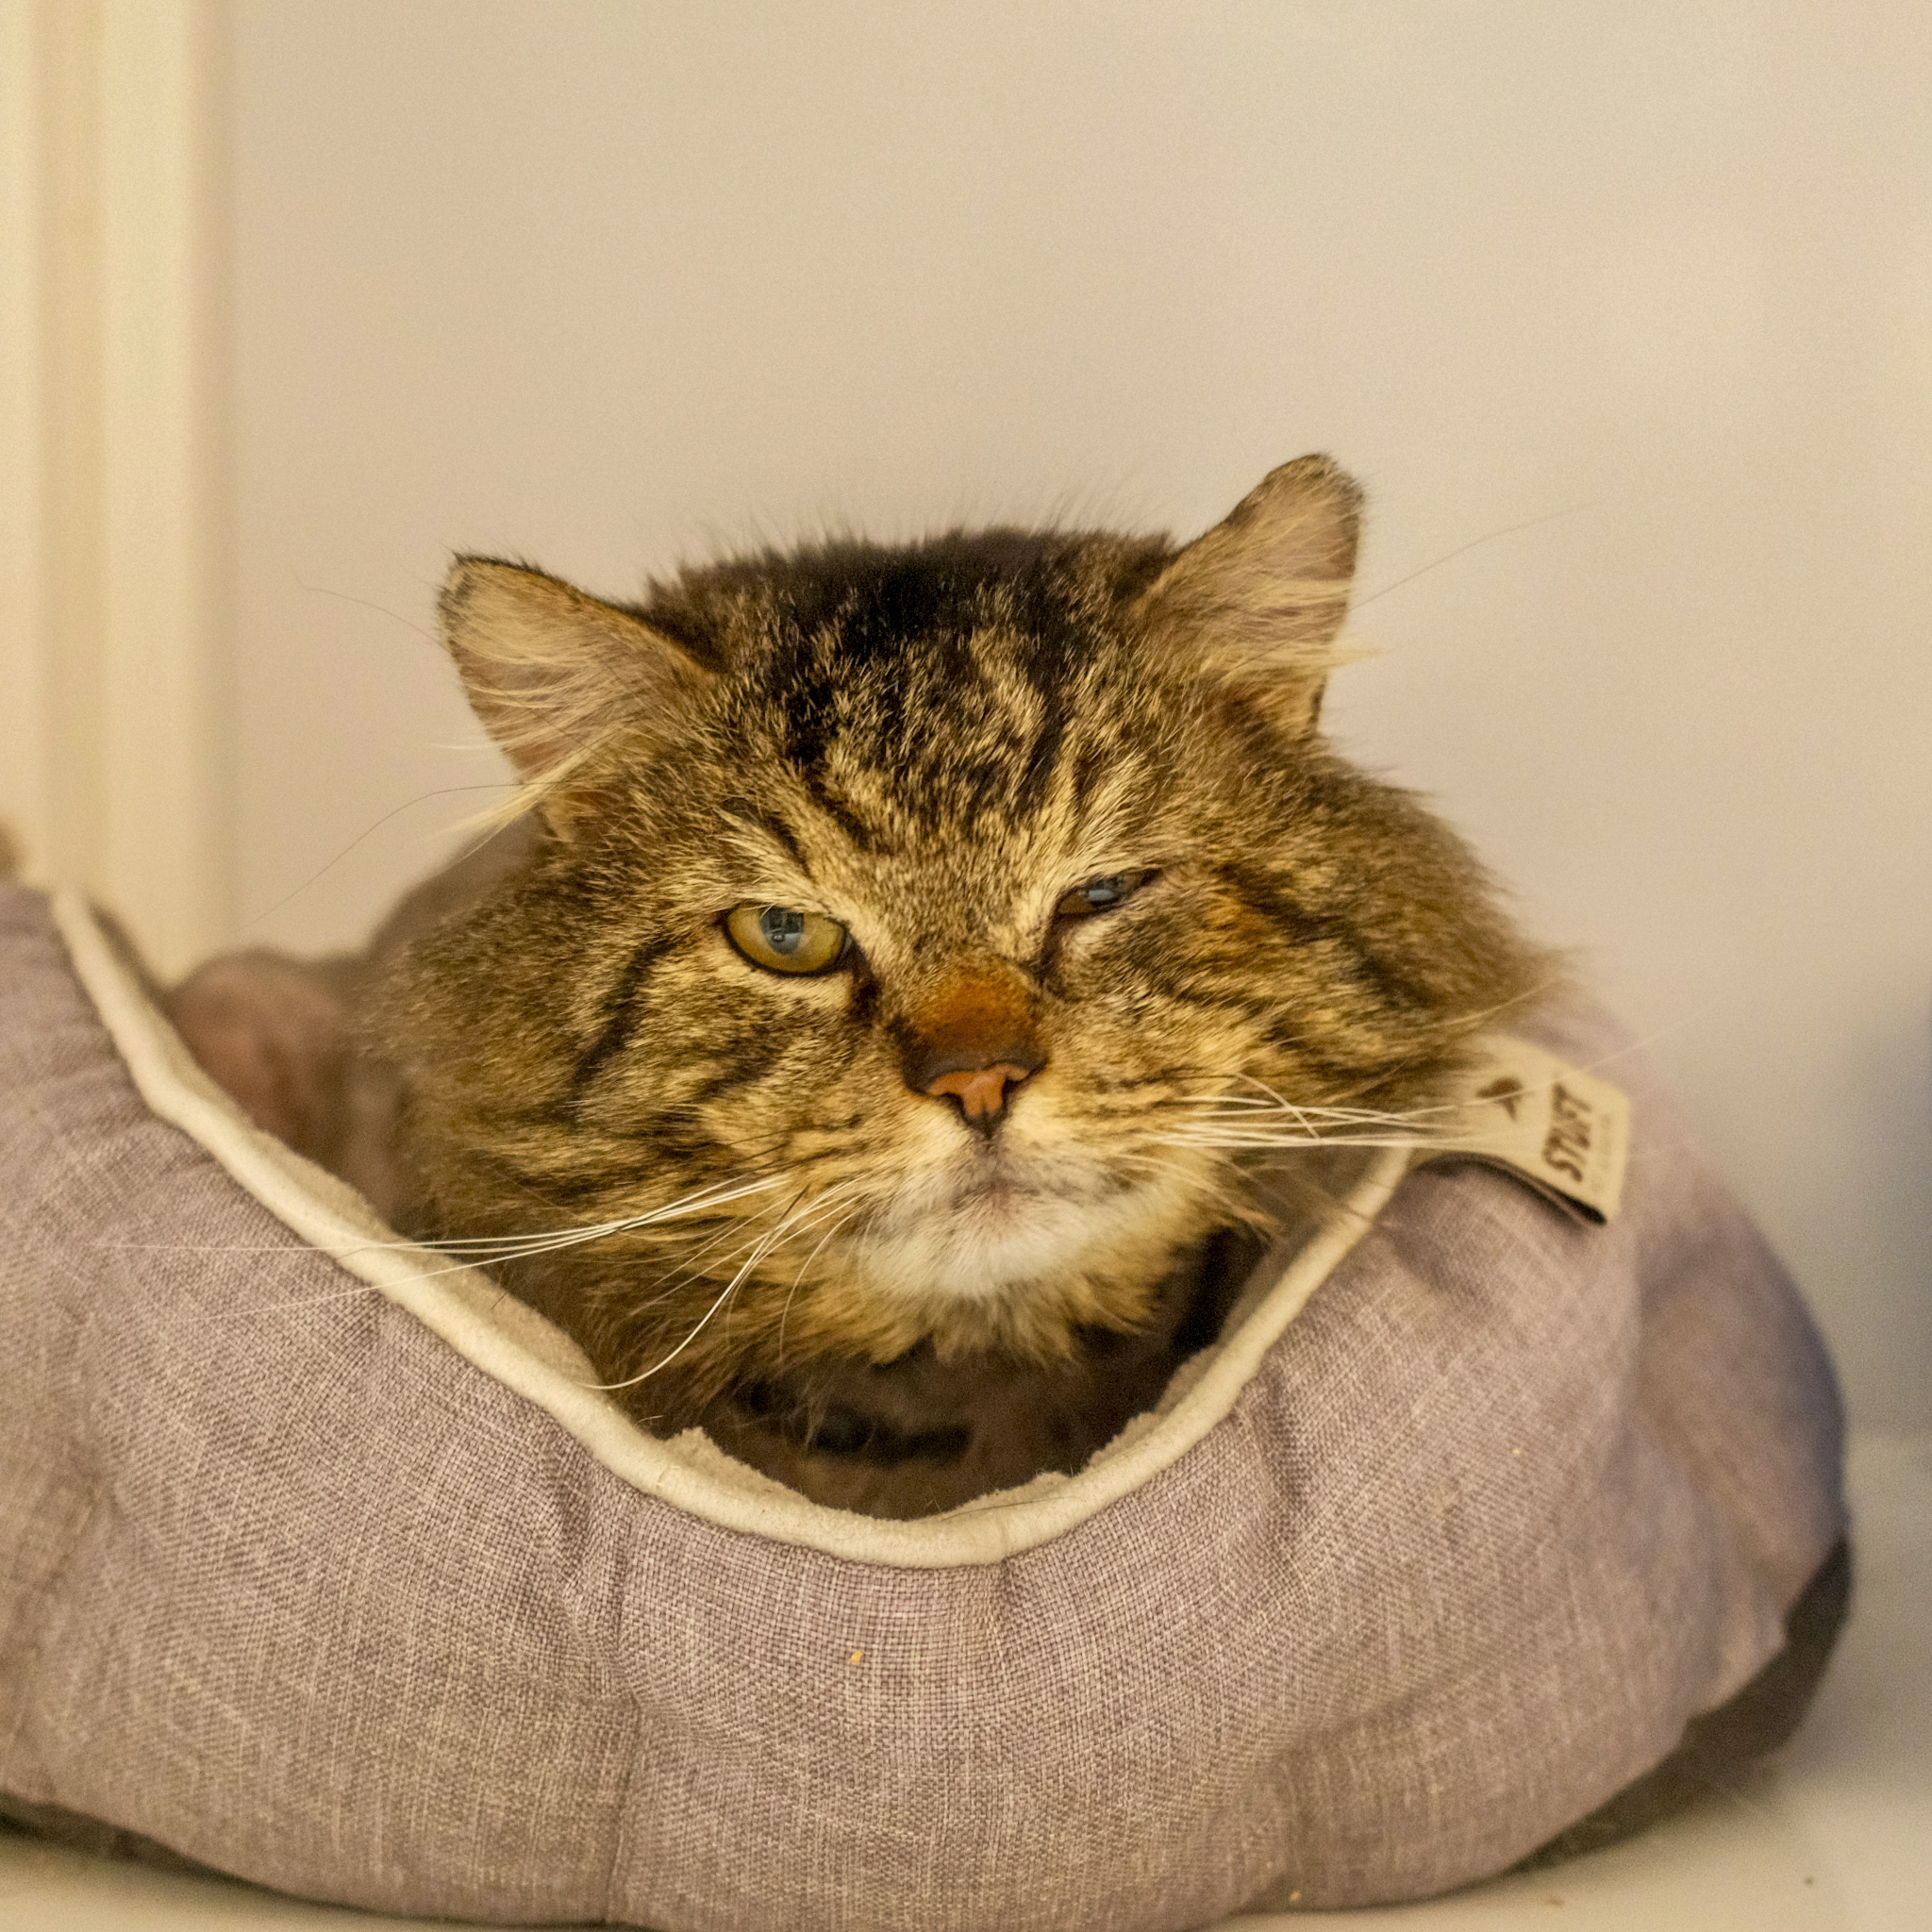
[1417,1036,1630,1224]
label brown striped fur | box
[175,456,1550,1516]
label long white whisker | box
[791,1204,860,1287]
[409,1174,789,1255]
[596,1257,768,1391]
[1176,1095,1438,1127]
[776,1207,860,1371]
[1151,1128,1448,1152]
[608,1187,811,1311]
[717,1186,859,1353]
[677,1178,856,1272]
[592,1205,808,1391]
[591,1180,862,1370]
[99,1174,794,1267]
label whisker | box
[595,1187,812,1314]
[99,1174,795,1269]
[591,1197,817,1391]
[1151,1130,1444,1152]
[600,1180,863,1341]
[1176,1094,1432,1123]
[408,1174,790,1257]
[776,1207,862,1370]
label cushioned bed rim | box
[53,890,1408,1569]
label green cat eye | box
[1055,871,1153,919]
[725,903,849,975]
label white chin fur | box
[844,1151,1201,1308]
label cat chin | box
[844,1162,1206,1313]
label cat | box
[167,454,1547,1517]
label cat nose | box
[899,971,1047,1137]
[922,1059,1040,1133]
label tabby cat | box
[170,454,1545,1517]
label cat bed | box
[0,879,1846,1929]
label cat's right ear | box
[1130,454,1362,737]
[439,557,711,799]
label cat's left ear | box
[1131,453,1362,736]
[440,557,712,809]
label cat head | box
[380,456,1543,1399]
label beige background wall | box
[221,1,1929,1425]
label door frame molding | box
[1,0,225,975]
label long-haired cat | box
[169,455,1545,1517]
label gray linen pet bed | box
[0,880,1845,1929]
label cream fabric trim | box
[53,891,1406,1569]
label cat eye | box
[725,903,849,975]
[1054,871,1154,920]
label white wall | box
[225,0,1932,1429]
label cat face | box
[379,458,1541,1403]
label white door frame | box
[1,0,225,977]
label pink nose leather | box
[924,1062,1033,1122]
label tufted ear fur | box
[1132,453,1362,737]
[440,558,713,797]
